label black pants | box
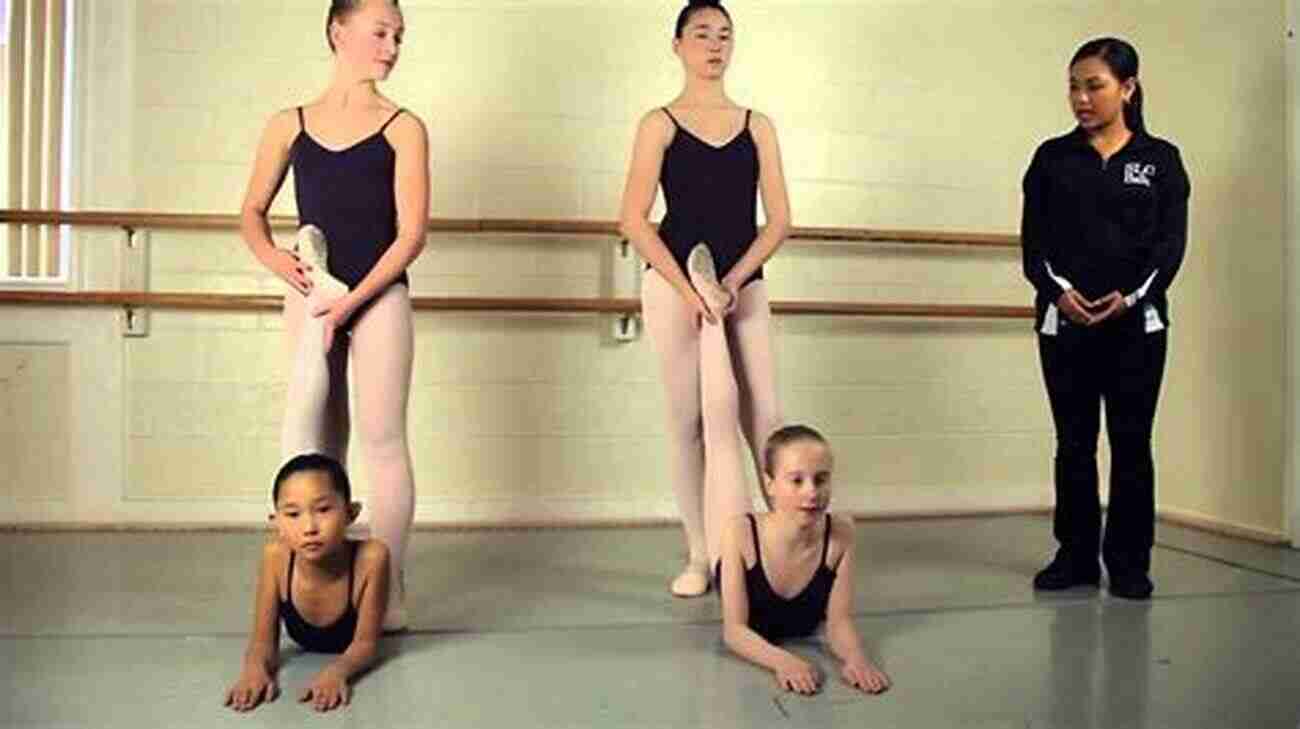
[1038,309,1167,575]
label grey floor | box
[4,515,1300,728]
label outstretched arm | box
[719,516,821,695]
[299,542,390,712]
[224,542,284,712]
[824,518,890,694]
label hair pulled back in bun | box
[674,0,731,39]
[326,0,401,52]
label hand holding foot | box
[310,296,354,352]
[297,225,354,350]
[296,226,350,300]
[687,243,734,323]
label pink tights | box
[280,279,415,607]
[641,269,782,566]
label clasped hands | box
[1056,289,1130,326]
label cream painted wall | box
[0,0,1287,539]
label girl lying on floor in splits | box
[224,454,389,713]
[717,425,892,696]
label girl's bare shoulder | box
[354,539,391,571]
[827,513,856,565]
[260,538,291,563]
[260,107,304,143]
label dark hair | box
[674,0,732,39]
[1071,37,1144,133]
[327,0,400,53]
[273,453,352,504]
[763,424,830,477]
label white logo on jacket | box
[1124,162,1156,187]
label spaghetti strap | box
[748,514,763,568]
[821,513,832,566]
[661,107,681,128]
[297,106,305,132]
[378,108,405,134]
[285,549,297,602]
[744,109,752,128]
[346,542,357,607]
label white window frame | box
[1,0,77,288]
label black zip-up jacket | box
[1020,127,1191,331]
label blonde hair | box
[326,0,400,52]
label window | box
[2,0,75,284]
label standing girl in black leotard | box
[619,0,790,598]
[718,426,891,696]
[224,454,390,713]
[239,0,428,630]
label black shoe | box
[1033,556,1101,591]
[1107,571,1153,600]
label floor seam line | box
[771,694,790,720]
[9,586,1300,641]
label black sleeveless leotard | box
[718,513,838,642]
[291,107,410,293]
[656,107,763,287]
[279,541,360,654]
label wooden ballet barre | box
[0,290,1033,319]
[772,302,1030,318]
[0,209,480,234]
[0,209,1020,248]
[788,226,1018,248]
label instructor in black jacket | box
[1021,37,1190,600]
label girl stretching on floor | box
[718,425,891,696]
[224,454,389,713]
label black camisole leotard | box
[279,541,360,654]
[291,106,410,294]
[656,107,763,287]
[717,513,839,642]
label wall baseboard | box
[1,505,1287,547]
[1155,506,1290,546]
[0,505,1055,533]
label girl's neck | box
[677,76,730,108]
[321,70,382,110]
[295,542,352,579]
[763,510,823,550]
